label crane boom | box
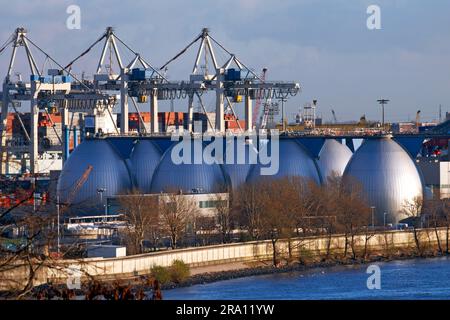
[331,109,337,123]
[63,165,93,209]
[54,165,93,256]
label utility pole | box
[377,99,389,129]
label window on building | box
[199,200,227,208]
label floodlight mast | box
[377,99,390,129]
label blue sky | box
[1,0,450,123]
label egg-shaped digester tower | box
[247,138,321,185]
[343,136,423,224]
[317,139,353,179]
[57,139,133,214]
[130,139,162,193]
[150,139,229,194]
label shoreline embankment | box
[1,227,449,293]
[162,250,446,291]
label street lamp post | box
[97,187,107,218]
[384,212,388,228]
[97,188,105,204]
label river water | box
[164,257,450,300]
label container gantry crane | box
[60,27,301,135]
[1,26,302,176]
[0,27,116,175]
[158,28,300,133]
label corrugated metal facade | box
[57,136,425,219]
[221,138,258,189]
[317,139,353,179]
[130,139,162,193]
[246,139,321,184]
[343,137,423,224]
[150,141,229,194]
[57,139,133,212]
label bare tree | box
[258,179,290,266]
[423,197,450,255]
[279,178,303,262]
[401,195,424,255]
[423,197,443,254]
[272,177,312,263]
[313,174,341,260]
[159,193,198,249]
[241,178,313,266]
[194,215,217,246]
[118,191,160,255]
[233,183,266,241]
[214,194,232,244]
[442,199,450,254]
[0,189,69,298]
[337,178,370,260]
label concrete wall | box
[1,228,448,291]
[440,162,450,199]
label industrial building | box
[107,192,229,218]
[53,134,429,226]
[417,159,450,199]
[0,26,448,228]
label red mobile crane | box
[54,165,93,255]
[60,165,93,214]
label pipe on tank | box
[73,127,79,149]
[63,126,70,161]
